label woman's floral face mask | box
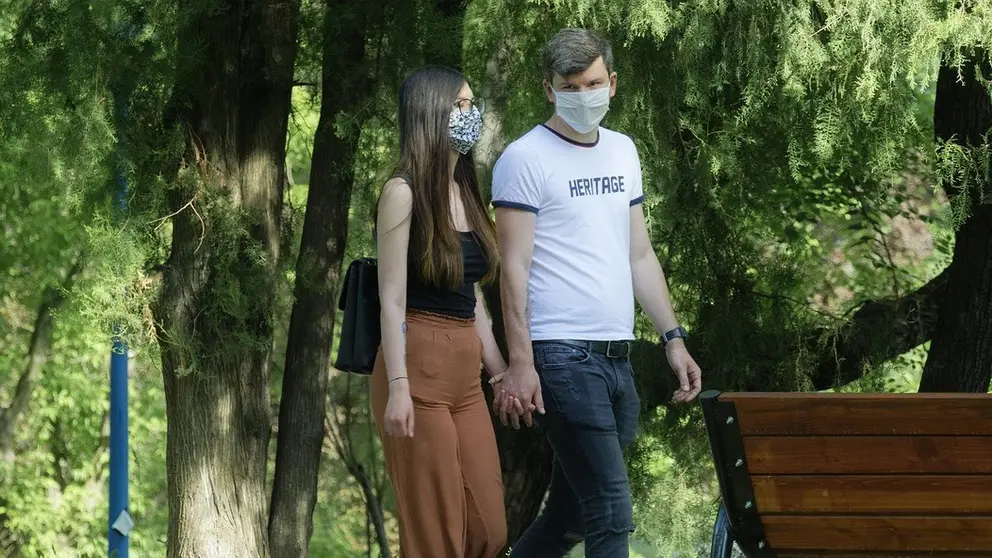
[448,105,482,154]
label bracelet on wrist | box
[388,376,408,384]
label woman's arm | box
[474,284,507,378]
[377,178,413,391]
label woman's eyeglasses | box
[454,97,486,115]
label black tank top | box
[407,232,487,319]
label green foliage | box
[2,0,991,556]
[1,300,169,556]
[464,0,988,554]
[463,0,988,395]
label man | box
[490,28,703,557]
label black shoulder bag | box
[334,257,381,374]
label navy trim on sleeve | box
[493,200,539,214]
[629,195,645,206]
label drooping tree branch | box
[634,265,949,409]
[809,265,948,390]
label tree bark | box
[268,1,377,555]
[154,1,299,556]
[920,50,992,393]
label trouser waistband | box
[533,339,633,359]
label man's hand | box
[666,340,702,403]
[492,362,544,429]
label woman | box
[371,64,511,558]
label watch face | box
[664,327,687,343]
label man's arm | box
[629,203,702,401]
[496,207,537,366]
[490,141,545,422]
[493,206,543,422]
[629,204,679,335]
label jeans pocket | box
[534,343,591,370]
[534,344,590,420]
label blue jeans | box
[509,341,640,558]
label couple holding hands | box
[370,27,703,558]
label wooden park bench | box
[699,390,992,558]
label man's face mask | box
[449,104,483,154]
[553,86,611,134]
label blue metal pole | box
[108,335,129,557]
[109,50,133,558]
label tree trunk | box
[268,4,378,554]
[495,424,553,543]
[919,50,992,393]
[154,2,299,556]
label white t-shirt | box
[491,124,644,341]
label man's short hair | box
[541,28,614,82]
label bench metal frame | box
[709,503,734,558]
[700,390,774,558]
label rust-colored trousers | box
[371,310,507,558]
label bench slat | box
[723,393,992,436]
[764,515,992,552]
[745,436,992,474]
[753,475,992,514]
[776,552,990,557]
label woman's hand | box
[489,370,530,429]
[384,380,415,437]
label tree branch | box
[634,265,949,409]
[807,266,948,390]
[0,259,84,457]
[323,397,392,558]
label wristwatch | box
[662,326,688,347]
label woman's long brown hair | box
[389,64,500,291]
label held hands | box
[666,339,702,403]
[489,371,528,430]
[384,379,415,437]
[490,362,544,429]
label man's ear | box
[609,71,618,97]
[543,79,555,103]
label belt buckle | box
[605,340,630,359]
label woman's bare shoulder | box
[378,177,413,232]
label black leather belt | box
[535,339,632,359]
